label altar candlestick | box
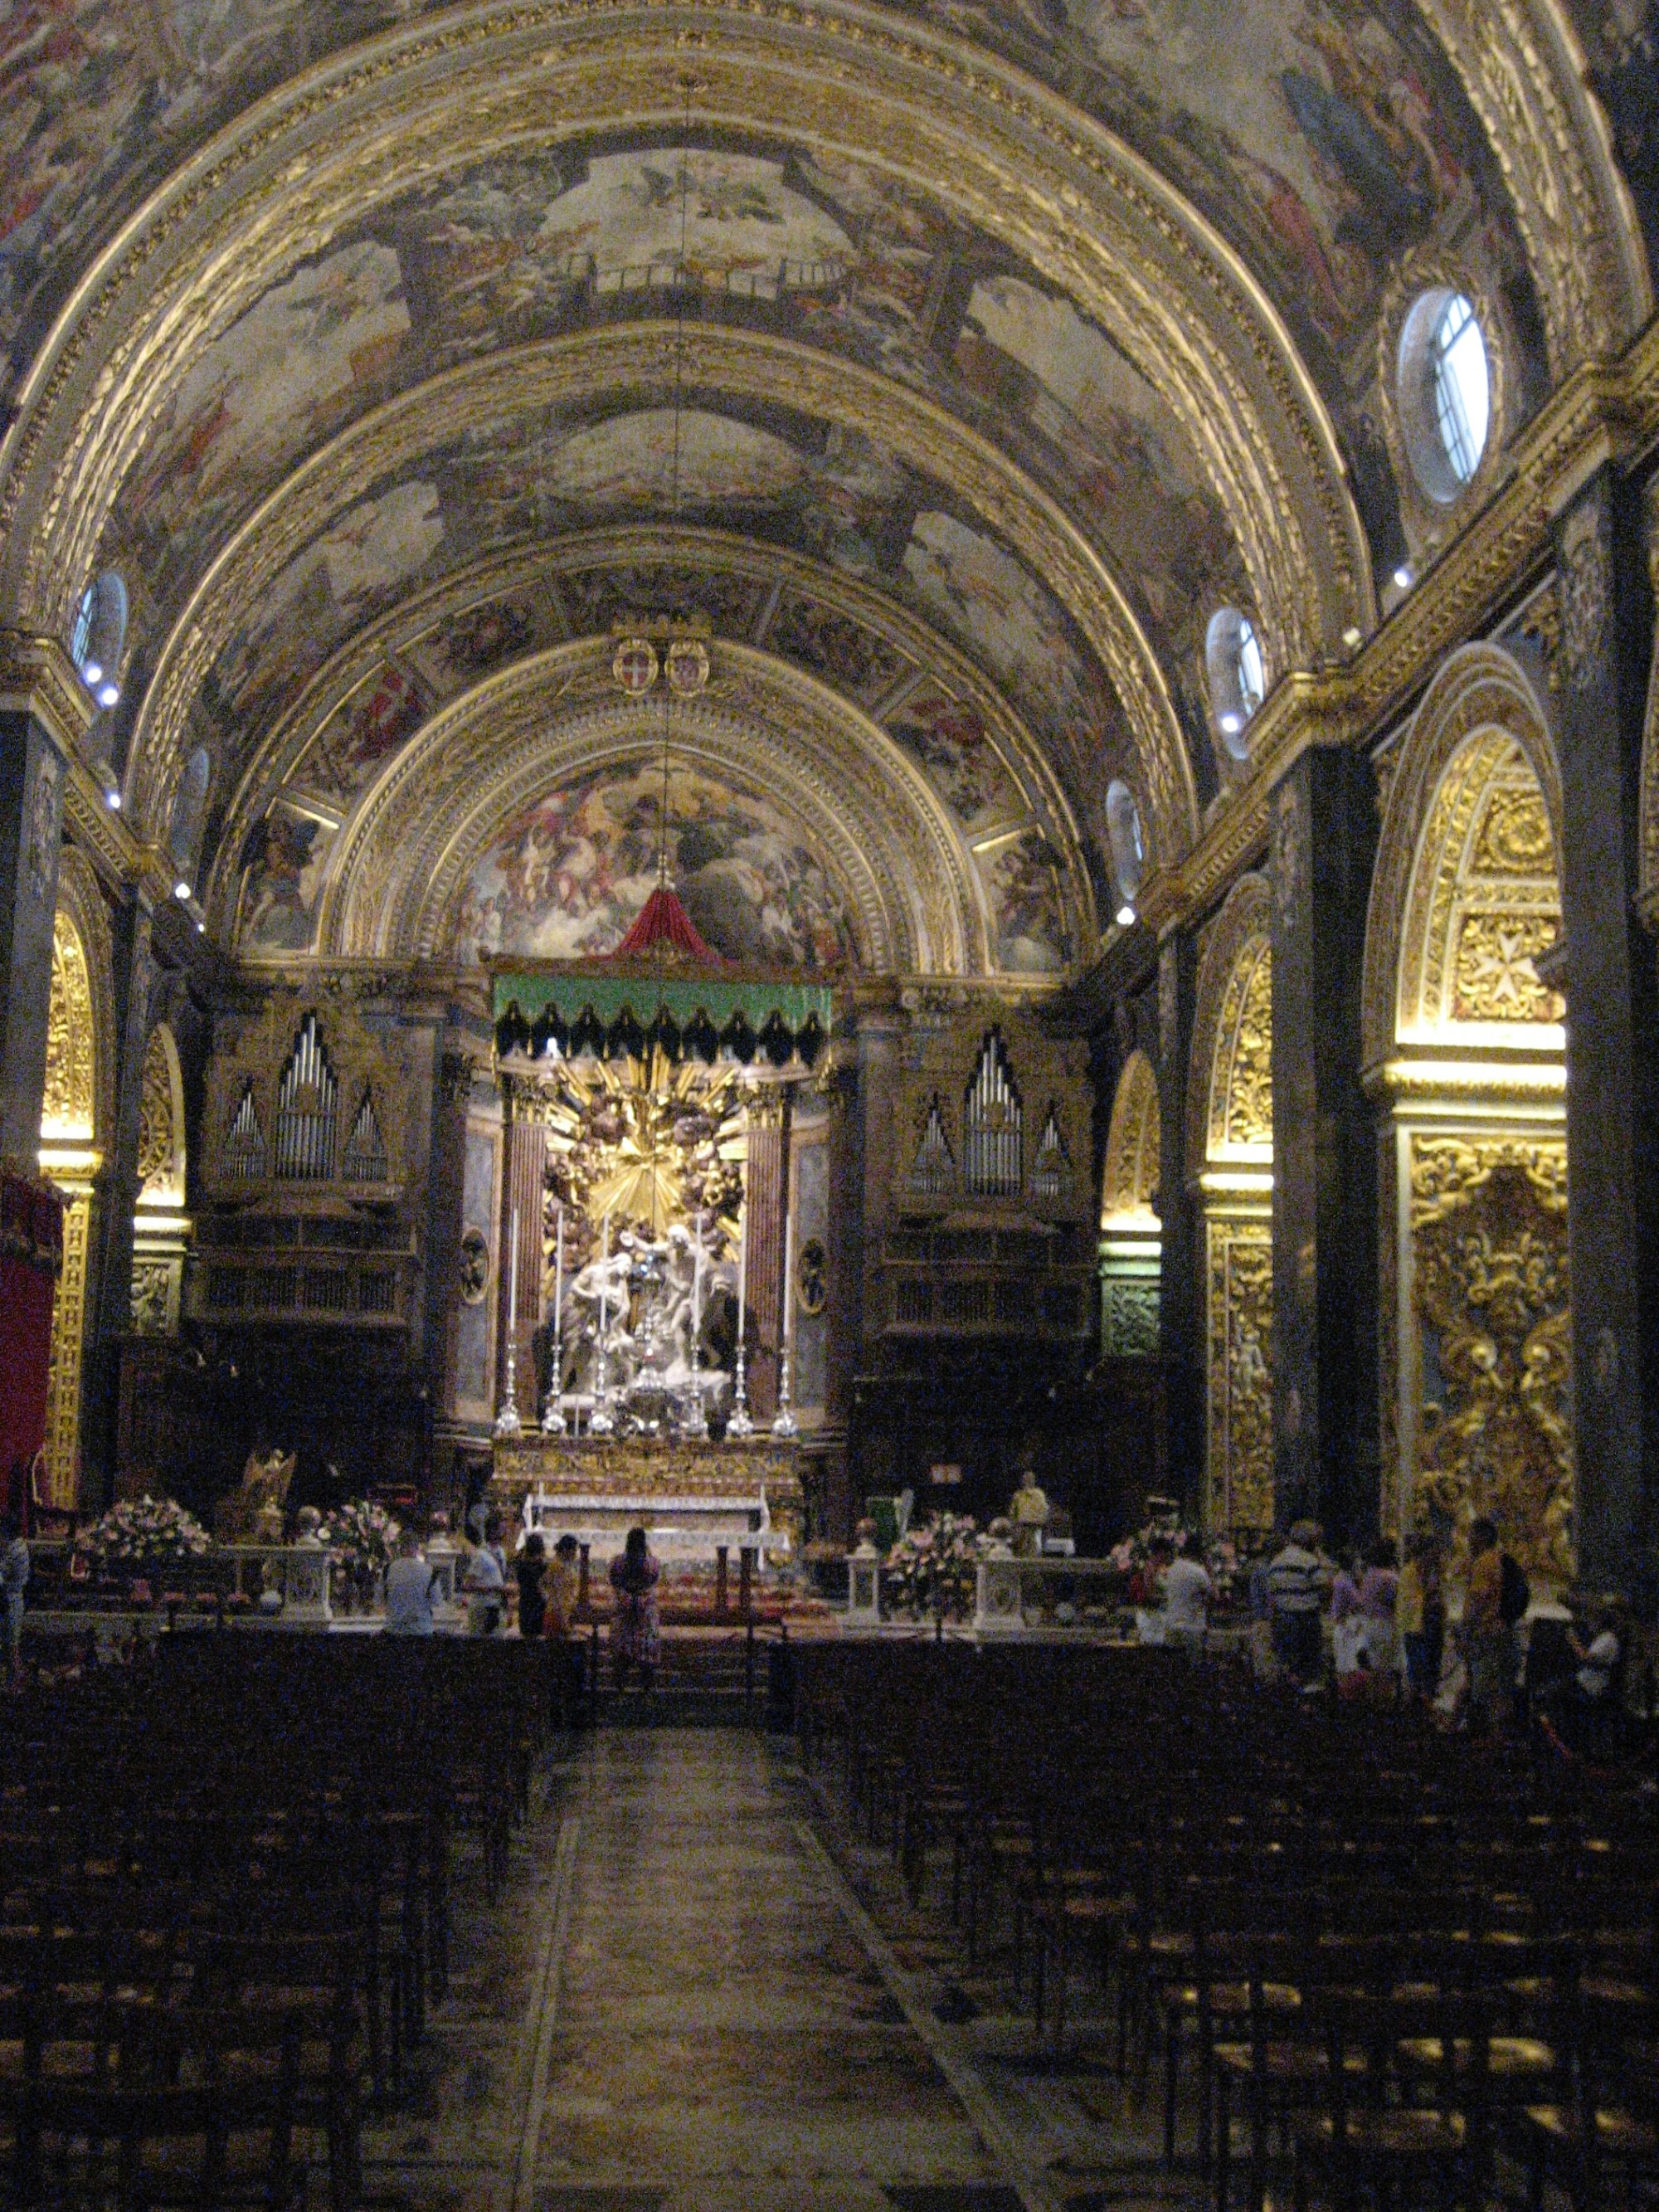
[553,1205,565,1332]
[508,1205,519,1330]
[773,1178,798,1439]
[495,1202,523,1436]
[542,1202,567,1435]
[730,1172,753,1435]
[693,1212,704,1342]
[781,1201,795,1352]
[591,1207,615,1435]
[737,1184,748,1345]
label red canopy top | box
[611,884,727,967]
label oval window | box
[1399,288,1490,504]
[1105,780,1145,924]
[1205,608,1267,759]
[70,572,129,708]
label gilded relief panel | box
[1408,1134,1572,1581]
[1205,1217,1274,1534]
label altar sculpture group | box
[555,1217,735,1430]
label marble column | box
[495,1081,546,1422]
[744,1089,790,1422]
[1267,746,1381,1543]
[849,1011,903,1498]
[0,656,79,1161]
[1550,471,1659,1592]
[1155,933,1203,1514]
[425,1045,477,1450]
[78,892,156,1503]
[819,1041,863,1540]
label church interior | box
[3,2,1659,2206]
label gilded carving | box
[1472,783,1553,874]
[1409,1136,1572,1583]
[1451,911,1564,1023]
[1206,1220,1274,1534]
[43,1191,90,1510]
[136,1026,182,1201]
[1209,940,1273,1158]
[41,914,95,1141]
[1101,1050,1160,1225]
[1103,1278,1160,1358]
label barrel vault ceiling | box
[1,1,1650,979]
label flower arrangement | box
[318,1498,400,1574]
[82,1493,212,1569]
[883,1512,996,1621]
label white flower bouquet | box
[82,1493,212,1568]
[318,1498,400,1574]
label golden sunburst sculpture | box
[542,1050,747,1266]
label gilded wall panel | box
[1407,1133,1572,1581]
[1205,1217,1274,1534]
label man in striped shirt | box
[1267,1519,1331,1688]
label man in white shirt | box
[465,1511,508,1635]
[384,1529,440,1636]
[1160,1537,1212,1654]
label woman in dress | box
[609,1525,661,1692]
[514,1532,547,1640]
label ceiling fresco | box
[0,1,1649,982]
[224,539,1094,977]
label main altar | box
[490,1435,804,1565]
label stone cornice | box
[0,631,96,758]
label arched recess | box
[299,644,1013,979]
[1363,642,1570,1583]
[131,1023,190,1339]
[1188,876,1274,1537]
[1099,1049,1161,1357]
[37,850,114,1511]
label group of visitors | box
[1136,1512,1630,1749]
[386,1511,663,1693]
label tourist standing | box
[465,1510,509,1636]
[1461,1517,1519,1733]
[609,1526,661,1692]
[547,1534,583,1726]
[384,1528,440,1637]
[514,1532,548,1640]
[1267,1520,1329,1688]
[1358,1537,1401,1688]
[1,1511,28,1688]
[1160,1534,1212,1656]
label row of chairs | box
[794,1641,1659,2210]
[0,1636,562,2208]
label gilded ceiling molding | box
[0,7,1362,689]
[123,324,1196,864]
[1360,641,1562,1079]
[209,524,1087,909]
[1185,871,1272,1186]
[314,641,998,978]
[1130,329,1659,948]
[1414,0,1650,373]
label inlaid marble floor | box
[362,1731,1207,2212]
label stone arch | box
[1187,875,1273,1537]
[37,848,115,1511]
[1099,1047,1161,1359]
[1362,642,1570,1581]
[131,1021,190,1340]
[1362,642,1563,1079]
[1102,1050,1161,1228]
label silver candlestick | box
[771,1337,799,1439]
[494,1329,523,1438]
[541,1331,567,1434]
[728,1340,754,1436]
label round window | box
[1398,288,1490,504]
[1205,609,1267,758]
[1105,780,1145,923]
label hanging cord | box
[656,77,695,893]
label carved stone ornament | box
[41,913,95,1141]
[459,1226,490,1306]
[27,748,60,904]
[1103,1278,1160,1358]
[1559,499,1610,692]
[1101,1050,1160,1226]
[1272,777,1304,936]
[1207,1220,1274,1534]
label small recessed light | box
[105,789,121,810]
[96,682,120,708]
[195,918,207,934]
[1116,904,1136,928]
[81,660,103,688]
[174,879,191,900]
[1393,563,1414,591]
[1341,626,1363,649]
[1219,711,1243,736]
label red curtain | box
[0,1169,64,1529]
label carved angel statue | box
[214,1447,297,1544]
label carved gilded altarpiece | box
[1406,1138,1572,1581]
[40,912,97,1509]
